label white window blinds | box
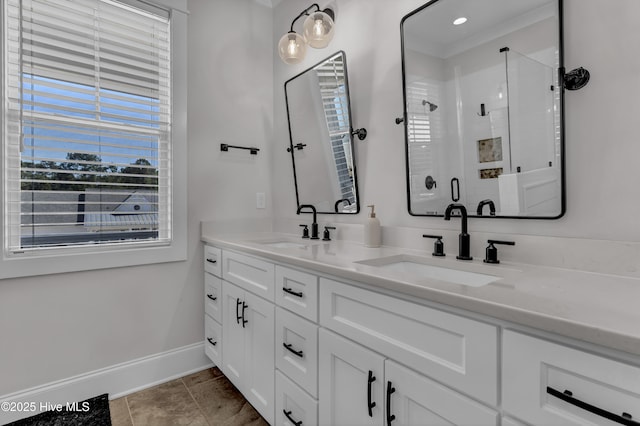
[315,54,356,205]
[3,0,171,252]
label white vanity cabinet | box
[318,329,499,425]
[203,245,276,425]
[203,241,640,426]
[319,277,499,406]
[221,280,275,424]
[503,330,640,426]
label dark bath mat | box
[5,394,111,426]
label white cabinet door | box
[385,360,498,426]
[243,290,275,425]
[319,329,384,426]
[222,281,245,387]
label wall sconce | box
[278,3,335,65]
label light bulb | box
[303,11,334,49]
[278,31,306,64]
[313,18,324,37]
[287,38,298,56]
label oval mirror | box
[401,0,565,218]
[285,51,360,214]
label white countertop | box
[202,231,640,357]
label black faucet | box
[444,203,472,260]
[297,204,319,239]
[477,199,496,216]
[334,198,351,212]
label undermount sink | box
[354,255,501,287]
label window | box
[1,0,187,276]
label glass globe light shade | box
[278,31,306,64]
[302,11,335,49]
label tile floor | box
[109,367,268,426]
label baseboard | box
[0,342,213,424]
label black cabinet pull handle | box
[206,294,217,301]
[283,342,304,358]
[283,410,303,426]
[386,381,396,425]
[367,370,376,417]
[206,337,217,346]
[236,298,242,325]
[283,287,304,298]
[547,387,639,426]
[241,301,248,328]
[206,258,217,264]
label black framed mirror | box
[400,0,566,219]
[285,51,360,214]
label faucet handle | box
[484,239,515,264]
[423,234,445,257]
[323,226,336,241]
[299,224,309,239]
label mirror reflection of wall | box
[285,51,359,214]
[402,0,563,218]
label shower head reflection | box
[422,100,438,112]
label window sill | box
[0,240,186,279]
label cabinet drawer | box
[204,273,222,323]
[204,245,222,277]
[275,370,318,426]
[503,330,640,425]
[204,315,221,366]
[275,265,318,322]
[276,307,318,397]
[319,277,498,405]
[223,250,275,301]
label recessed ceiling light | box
[453,17,467,26]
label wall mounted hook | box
[351,128,367,140]
[563,67,590,90]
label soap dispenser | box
[364,205,381,248]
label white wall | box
[0,0,273,397]
[272,0,640,243]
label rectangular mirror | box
[285,51,360,214]
[401,0,565,218]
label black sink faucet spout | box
[477,199,496,216]
[297,204,319,239]
[444,203,472,260]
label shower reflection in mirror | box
[402,0,564,218]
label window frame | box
[0,0,187,279]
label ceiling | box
[404,0,555,58]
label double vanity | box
[201,231,640,426]
[203,1,638,424]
